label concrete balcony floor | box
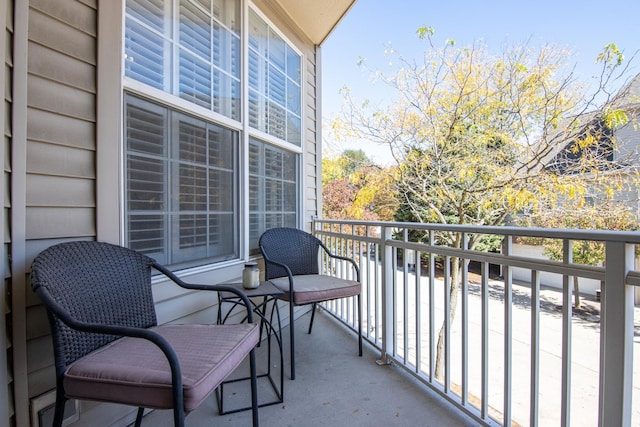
[143,309,477,426]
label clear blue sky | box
[321,0,640,164]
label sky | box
[321,0,640,165]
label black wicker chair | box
[259,227,362,380]
[30,241,260,427]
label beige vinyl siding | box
[25,1,97,236]
[304,50,319,224]
[3,0,14,424]
[22,1,98,423]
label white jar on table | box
[242,262,260,289]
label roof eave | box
[273,0,358,45]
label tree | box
[333,27,639,380]
[322,149,397,221]
[322,149,372,186]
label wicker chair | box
[30,241,260,427]
[259,227,362,380]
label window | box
[125,95,239,266]
[248,138,298,253]
[248,9,301,145]
[125,0,241,120]
[123,1,302,267]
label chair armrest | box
[260,253,297,290]
[152,262,255,323]
[260,256,293,277]
[317,241,361,282]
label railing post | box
[378,225,394,365]
[503,235,513,426]
[599,241,634,427]
[561,239,573,427]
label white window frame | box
[244,4,305,256]
[97,0,305,272]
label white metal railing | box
[312,219,640,427]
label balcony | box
[147,219,639,426]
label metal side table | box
[216,280,284,414]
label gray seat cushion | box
[63,323,259,412]
[270,274,360,305]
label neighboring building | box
[547,72,640,215]
[1,1,356,425]
[609,73,640,215]
[514,74,640,296]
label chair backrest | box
[30,241,158,371]
[259,227,321,279]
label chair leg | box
[289,300,296,380]
[134,408,144,427]
[172,406,185,427]
[249,348,259,427]
[358,294,363,357]
[171,377,185,427]
[173,407,185,427]
[307,303,317,334]
[52,383,66,427]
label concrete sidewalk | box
[448,279,640,427]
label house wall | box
[3,1,14,425]
[9,1,98,426]
[5,0,323,426]
[615,120,640,159]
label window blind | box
[125,94,239,266]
